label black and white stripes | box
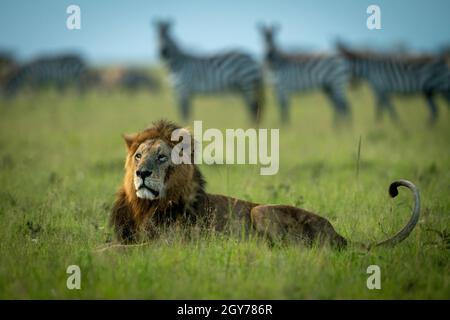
[4,54,86,96]
[2,21,447,125]
[155,21,264,123]
[337,43,450,122]
[259,24,351,123]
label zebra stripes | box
[337,43,450,122]
[2,21,446,125]
[4,54,86,96]
[83,68,160,92]
[259,24,350,123]
[155,20,264,123]
[0,52,17,87]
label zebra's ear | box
[151,18,160,27]
[160,18,174,30]
[151,18,174,29]
[257,22,267,32]
[271,22,281,33]
[335,39,352,57]
[166,18,174,26]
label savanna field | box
[0,71,449,299]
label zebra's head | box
[154,19,176,60]
[258,23,280,61]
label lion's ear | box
[122,133,137,150]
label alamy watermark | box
[366,265,381,290]
[367,5,381,30]
[66,265,81,290]
[171,121,279,176]
[66,5,81,30]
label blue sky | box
[0,0,449,65]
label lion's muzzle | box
[134,169,163,200]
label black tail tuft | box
[374,179,421,248]
[388,181,400,198]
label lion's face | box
[122,121,196,205]
[130,139,173,200]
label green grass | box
[0,81,449,299]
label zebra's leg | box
[375,94,385,122]
[250,99,262,125]
[80,82,89,96]
[55,81,65,95]
[376,92,399,123]
[253,80,265,125]
[383,96,400,123]
[424,91,438,124]
[276,90,290,124]
[242,87,263,125]
[442,90,450,107]
[178,94,191,121]
[324,86,351,124]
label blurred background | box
[1,0,449,124]
[1,0,450,64]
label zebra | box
[337,42,450,123]
[119,69,160,92]
[154,20,264,123]
[258,24,350,123]
[3,54,87,96]
[0,52,18,88]
[83,68,160,93]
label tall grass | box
[0,83,449,299]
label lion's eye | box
[135,153,142,160]
[157,154,167,162]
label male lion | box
[109,120,420,249]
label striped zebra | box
[120,69,160,92]
[84,68,160,93]
[155,20,264,123]
[337,43,450,123]
[0,52,18,87]
[3,54,86,96]
[259,24,350,123]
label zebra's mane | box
[278,51,331,62]
[339,47,436,64]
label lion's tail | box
[366,180,420,249]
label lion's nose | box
[136,169,152,179]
